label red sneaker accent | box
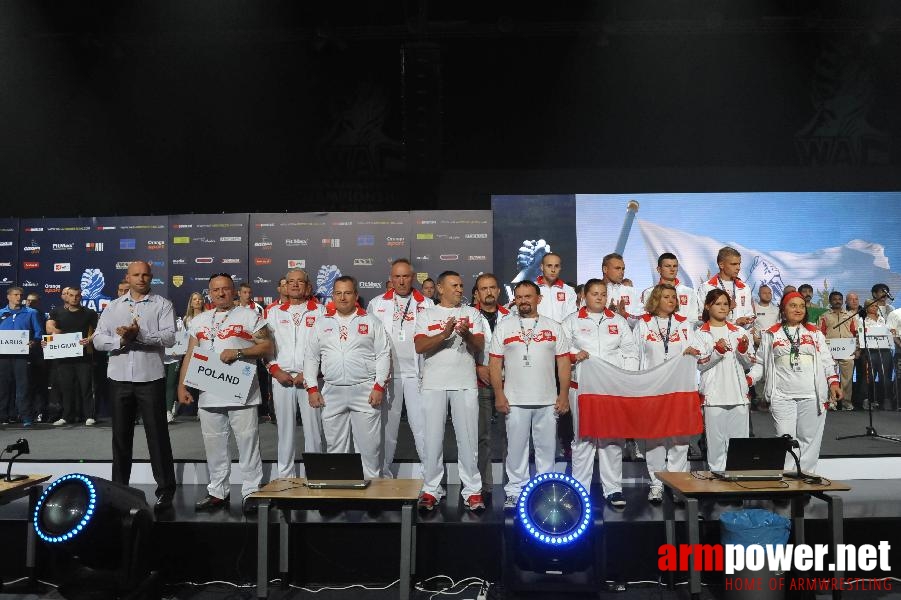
[466,493,485,511]
[418,493,438,511]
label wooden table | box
[0,474,52,588]
[656,471,851,600]
[250,478,422,600]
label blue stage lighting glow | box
[516,472,592,546]
[33,474,98,544]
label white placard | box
[43,333,84,360]
[0,330,30,355]
[859,326,893,350]
[827,338,855,360]
[183,351,255,403]
[166,330,189,357]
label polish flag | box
[577,355,703,439]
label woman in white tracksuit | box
[694,288,755,472]
[633,284,700,504]
[748,292,841,473]
[562,278,638,508]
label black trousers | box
[109,378,176,499]
[56,360,94,422]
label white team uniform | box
[266,298,326,479]
[694,322,754,471]
[415,304,485,501]
[189,307,265,500]
[695,275,755,326]
[561,307,638,495]
[489,315,569,498]
[641,279,699,328]
[633,313,695,490]
[303,306,390,479]
[606,282,643,328]
[368,288,434,478]
[535,276,578,323]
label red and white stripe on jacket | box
[695,275,755,324]
[265,298,323,376]
[535,276,578,323]
[367,288,433,378]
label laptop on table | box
[710,437,786,482]
[302,453,371,489]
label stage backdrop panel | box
[491,195,577,302]
[0,219,18,290]
[410,210,492,302]
[19,216,168,315]
[168,214,249,313]
[249,212,410,306]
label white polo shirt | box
[489,315,568,406]
[415,304,485,391]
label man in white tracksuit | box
[266,269,325,479]
[368,258,433,478]
[414,270,486,512]
[489,280,571,509]
[177,274,272,514]
[535,252,578,322]
[640,252,699,329]
[695,246,756,327]
[601,253,642,328]
[305,276,390,480]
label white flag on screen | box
[637,219,901,301]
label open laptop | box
[302,453,371,489]
[710,437,786,482]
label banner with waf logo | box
[19,216,167,315]
[168,213,249,315]
[0,218,18,292]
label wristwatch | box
[236,349,245,360]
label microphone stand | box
[837,314,901,444]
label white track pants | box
[703,404,750,472]
[569,387,624,495]
[273,379,324,479]
[646,436,690,488]
[421,388,482,501]
[770,396,826,472]
[381,375,425,478]
[504,405,556,498]
[321,382,382,479]
[199,405,263,500]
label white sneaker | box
[85,418,96,426]
[648,486,663,504]
[166,410,175,423]
[53,419,67,426]
[504,495,518,510]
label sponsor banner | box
[183,351,255,403]
[42,333,84,360]
[0,330,30,355]
[0,218,17,288]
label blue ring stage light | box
[516,472,592,546]
[33,474,98,544]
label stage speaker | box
[502,472,605,594]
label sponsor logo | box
[417,220,437,225]
[254,277,272,284]
[21,280,39,287]
[85,242,104,252]
[0,241,12,247]
[440,254,459,261]
[415,255,430,261]
[285,238,308,247]
[357,235,375,246]
[80,268,112,313]
[220,236,242,242]
[416,233,434,240]
[171,258,186,265]
[255,223,275,228]
[120,238,136,250]
[172,276,184,288]
[468,255,487,261]
[0,262,10,267]
[192,237,216,244]
[321,238,341,248]
[44,284,62,294]
[52,243,74,251]
[255,257,272,266]
[195,257,214,264]
[358,324,369,335]
[96,226,116,230]
[24,227,43,232]
[465,233,488,239]
[147,240,166,250]
[24,242,40,254]
[152,278,163,285]
[23,261,40,269]
[287,259,306,269]
[333,221,353,226]
[358,281,381,289]
[353,258,374,266]
[254,241,272,249]
[386,236,405,247]
[221,258,241,264]
[172,224,192,229]
[54,263,71,272]
[149,260,164,268]
[173,236,190,244]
